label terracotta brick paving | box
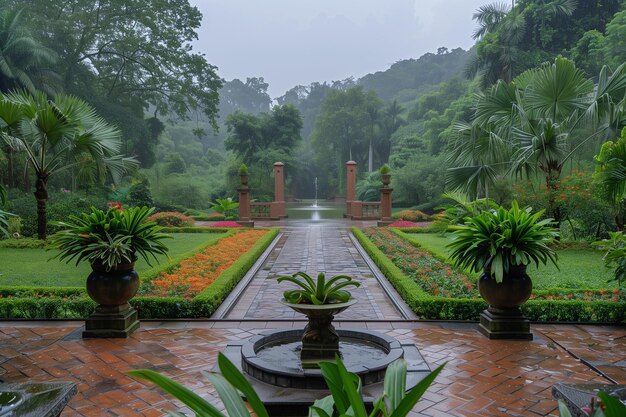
[0,321,623,417]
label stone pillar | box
[271,162,286,218]
[377,175,393,227]
[237,177,254,227]
[345,161,357,218]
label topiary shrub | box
[146,211,195,227]
[393,209,431,222]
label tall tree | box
[12,0,222,128]
[310,87,383,195]
[0,91,137,239]
[0,7,59,95]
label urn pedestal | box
[83,263,140,338]
[477,266,533,340]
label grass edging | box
[353,227,626,322]
[0,228,279,319]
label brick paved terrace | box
[1,219,625,416]
[1,321,624,417]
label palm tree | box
[0,90,138,239]
[448,58,626,224]
[0,7,60,188]
[0,8,59,95]
[467,0,576,88]
[594,131,626,230]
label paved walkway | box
[220,221,407,320]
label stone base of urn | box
[478,307,533,340]
[83,303,140,338]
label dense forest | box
[1,0,625,240]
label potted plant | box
[277,272,360,363]
[446,201,559,339]
[49,206,170,338]
[379,164,391,187]
[238,163,249,186]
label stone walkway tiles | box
[223,223,405,320]
[1,322,623,417]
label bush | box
[0,237,49,248]
[192,214,226,221]
[393,210,431,222]
[7,190,108,237]
[146,211,195,227]
[387,220,417,228]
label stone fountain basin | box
[242,328,402,389]
[221,328,431,417]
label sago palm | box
[0,90,138,239]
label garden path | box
[214,219,415,320]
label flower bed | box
[0,228,279,319]
[386,220,418,228]
[364,227,477,298]
[141,229,267,298]
[209,221,241,228]
[355,227,626,322]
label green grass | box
[0,233,227,288]
[405,233,617,290]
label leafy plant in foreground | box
[128,352,444,417]
[277,272,360,304]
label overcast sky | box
[189,1,489,98]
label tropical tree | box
[0,6,60,188]
[0,7,59,95]
[467,0,577,87]
[0,90,137,239]
[594,128,626,230]
[448,58,626,224]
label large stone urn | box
[282,299,356,366]
[83,262,141,338]
[477,265,533,340]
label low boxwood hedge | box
[0,228,279,319]
[352,227,626,323]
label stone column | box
[238,177,254,227]
[345,161,357,218]
[271,162,286,218]
[377,176,393,227]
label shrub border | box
[352,227,626,323]
[0,228,279,319]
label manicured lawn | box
[405,233,617,290]
[0,233,227,288]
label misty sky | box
[189,1,490,98]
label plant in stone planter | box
[446,201,559,339]
[278,272,361,362]
[379,164,391,186]
[129,352,444,417]
[49,206,170,337]
[278,271,360,305]
[238,163,249,186]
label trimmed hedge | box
[0,228,279,319]
[160,226,231,233]
[352,227,626,323]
